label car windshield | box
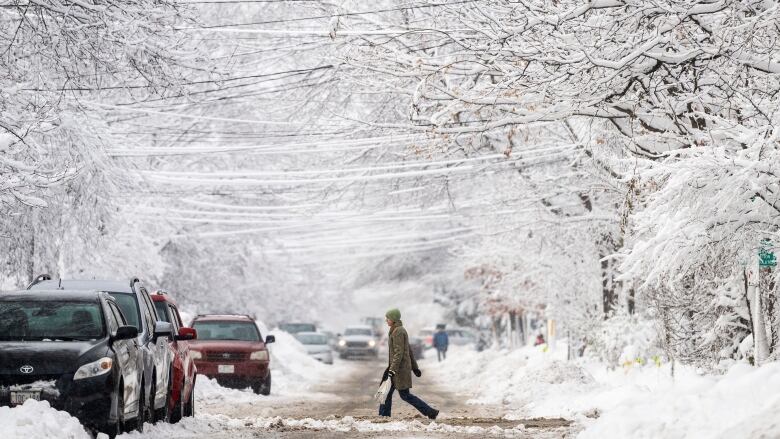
[279,323,316,333]
[154,301,170,323]
[296,333,328,345]
[110,293,141,330]
[345,328,372,336]
[193,321,260,341]
[0,300,104,341]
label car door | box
[107,300,141,417]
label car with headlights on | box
[28,275,174,424]
[337,325,379,359]
[0,290,144,437]
[294,332,333,364]
[189,314,275,395]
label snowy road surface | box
[129,358,575,438]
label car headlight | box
[74,357,113,380]
[368,340,376,347]
[338,340,346,346]
[190,350,202,360]
[250,350,269,361]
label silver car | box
[337,325,379,359]
[294,332,333,365]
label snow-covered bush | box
[586,313,663,367]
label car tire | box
[253,373,271,395]
[183,378,195,418]
[130,380,147,433]
[170,380,184,424]
[155,372,171,423]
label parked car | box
[418,328,435,349]
[337,325,379,359]
[278,322,316,334]
[0,290,144,437]
[151,291,197,423]
[320,330,339,350]
[294,332,333,365]
[189,314,275,395]
[28,275,174,424]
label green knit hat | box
[385,308,401,322]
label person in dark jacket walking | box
[379,308,439,419]
[433,325,449,362]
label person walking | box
[433,325,449,362]
[378,308,439,419]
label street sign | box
[759,238,776,267]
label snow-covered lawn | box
[425,344,780,438]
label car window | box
[170,305,184,328]
[167,305,180,331]
[296,333,328,345]
[345,328,373,336]
[0,301,105,341]
[154,301,170,323]
[192,321,260,341]
[280,323,316,333]
[111,293,141,331]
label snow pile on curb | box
[267,329,339,394]
[0,399,91,439]
[426,343,780,439]
[579,361,780,439]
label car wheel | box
[183,378,195,418]
[155,372,171,423]
[131,380,147,433]
[170,382,184,424]
[259,372,271,396]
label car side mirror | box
[154,321,173,339]
[175,327,197,341]
[113,325,138,342]
[265,335,275,344]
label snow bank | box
[427,342,780,439]
[0,399,91,439]
[267,329,339,394]
[579,362,780,439]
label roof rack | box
[27,274,52,290]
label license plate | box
[218,365,234,374]
[10,391,41,405]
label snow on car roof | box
[30,279,132,293]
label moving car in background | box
[189,314,275,395]
[278,322,316,334]
[29,275,174,424]
[0,290,144,437]
[152,291,197,423]
[337,325,379,359]
[320,330,339,350]
[294,332,333,365]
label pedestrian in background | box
[433,324,449,362]
[378,308,439,420]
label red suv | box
[151,291,197,423]
[188,315,275,395]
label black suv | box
[28,276,174,425]
[0,290,143,437]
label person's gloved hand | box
[388,370,396,378]
[413,368,422,377]
[381,368,389,382]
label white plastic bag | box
[373,379,392,402]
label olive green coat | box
[387,322,418,390]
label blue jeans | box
[378,383,436,418]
